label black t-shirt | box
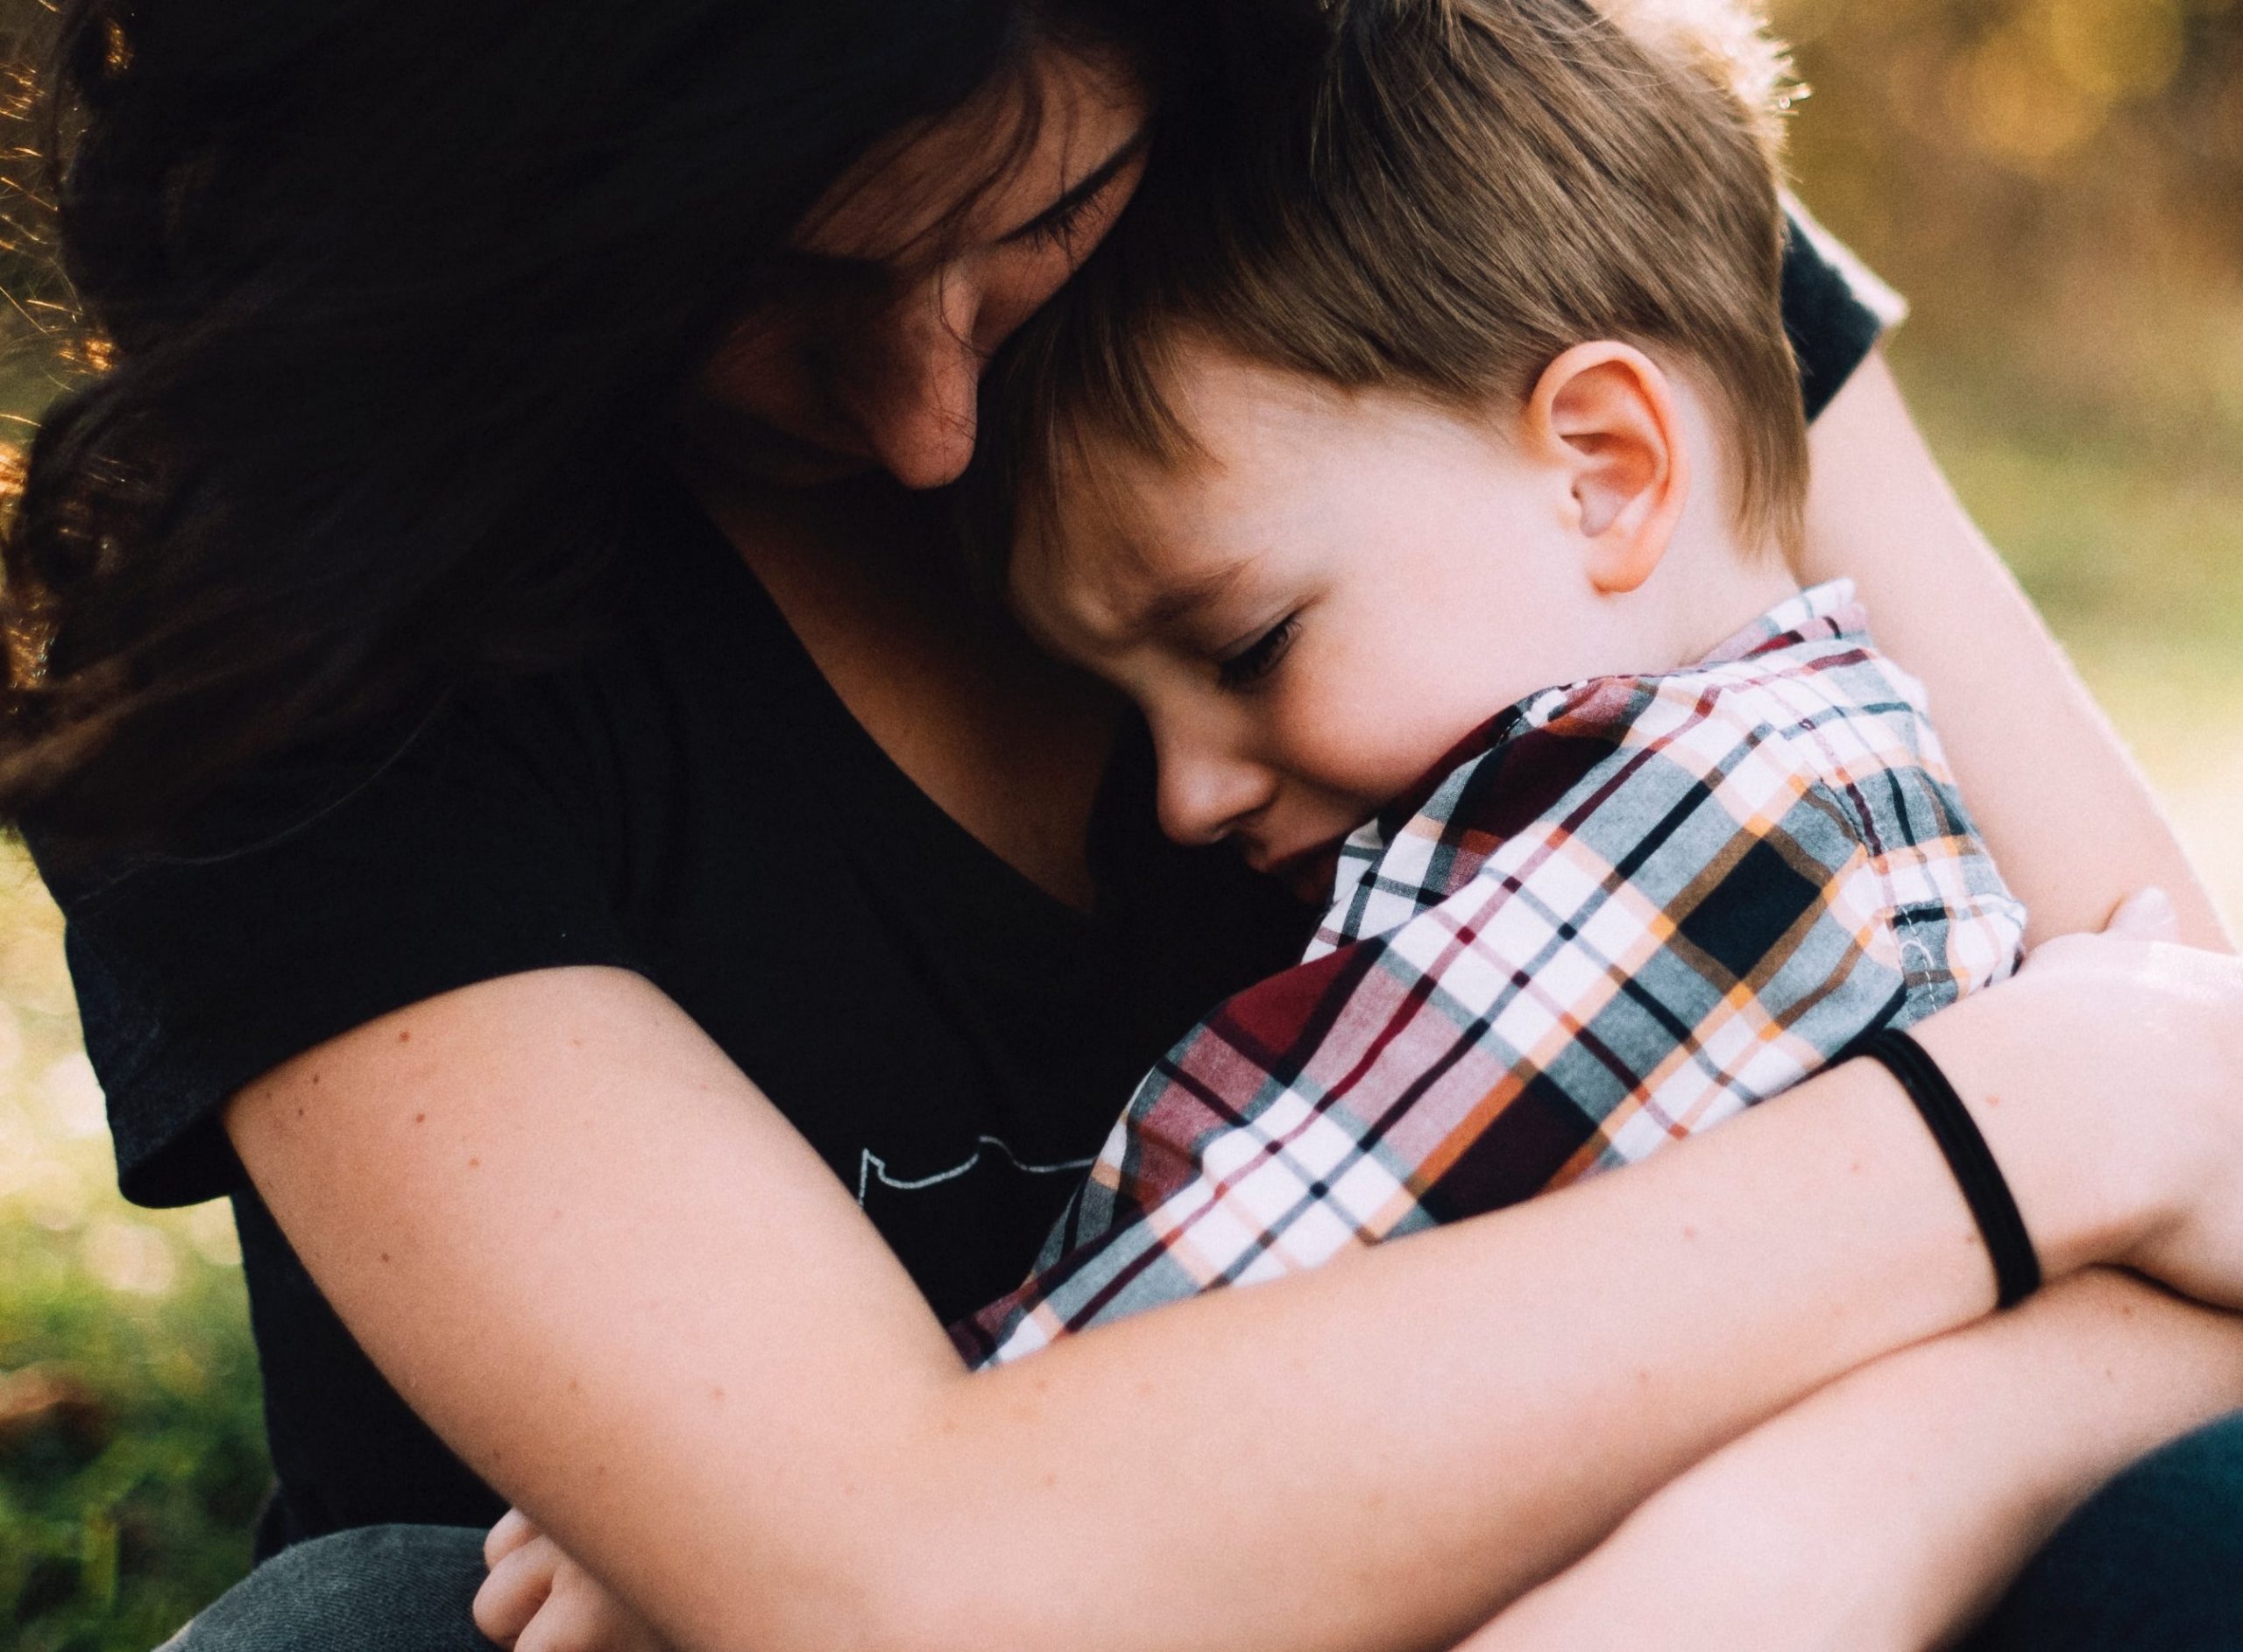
[32,222,1889,1557]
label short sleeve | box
[29,687,643,1209]
[1780,194,1908,421]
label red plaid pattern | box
[954,583,2027,1366]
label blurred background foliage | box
[1778,0,2243,906]
[1,0,2239,1647]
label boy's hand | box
[476,1507,669,1652]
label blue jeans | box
[173,1411,2243,1651]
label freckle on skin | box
[398,1030,411,1043]
[469,1157,481,1169]
[1042,1471,1057,1489]
[711,1386,725,1403]
[414,1113,427,1125]
[380,1252,391,1263]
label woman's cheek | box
[976,241,1094,354]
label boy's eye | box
[1217,615,1299,691]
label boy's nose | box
[1156,740,1276,848]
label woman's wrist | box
[1902,970,2142,1286]
[1903,927,2243,1302]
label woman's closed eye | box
[1018,189,1105,256]
[1217,615,1300,691]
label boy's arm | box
[1461,1270,2243,1652]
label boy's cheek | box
[1286,691,1462,800]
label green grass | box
[0,873,269,1652]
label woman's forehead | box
[792,44,1150,269]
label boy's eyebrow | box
[995,126,1151,247]
[1124,558,1252,635]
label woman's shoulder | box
[27,480,820,1210]
[1780,195,1907,421]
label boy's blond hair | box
[973,0,1806,575]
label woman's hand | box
[2020,893,2243,1306]
[478,1507,669,1652]
[1908,890,2243,1309]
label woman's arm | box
[1801,350,2232,950]
[1463,1268,2243,1652]
[225,352,2243,1652]
[223,931,2243,1652]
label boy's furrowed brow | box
[1122,559,1251,637]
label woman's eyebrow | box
[996,126,1151,246]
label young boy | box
[949,0,2027,1365]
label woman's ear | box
[1524,342,1690,595]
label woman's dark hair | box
[0,0,1195,845]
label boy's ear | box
[1525,342,1690,595]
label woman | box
[5,2,2241,1648]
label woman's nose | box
[1156,737,1275,848]
[846,269,986,491]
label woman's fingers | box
[474,1532,563,1648]
[2105,886,2182,940]
[485,1505,541,1568]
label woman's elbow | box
[669,1465,1085,1652]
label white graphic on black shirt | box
[855,1136,1097,1206]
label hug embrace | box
[5,1,2243,1648]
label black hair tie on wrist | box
[1851,1026,2043,1310]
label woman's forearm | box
[1469,1270,2243,1652]
[228,946,2227,1652]
[1801,351,2232,951]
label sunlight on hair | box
[1591,0,1799,149]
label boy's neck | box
[1629,521,1804,674]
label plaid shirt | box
[954,582,2027,1367]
